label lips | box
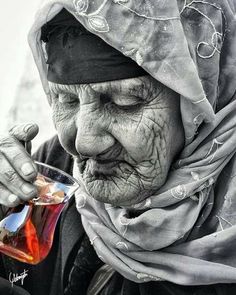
[86,158,120,176]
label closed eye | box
[58,93,79,105]
[111,95,144,111]
[112,95,143,107]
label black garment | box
[1,135,236,295]
[64,235,103,295]
[0,277,31,295]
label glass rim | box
[34,160,80,187]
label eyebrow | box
[49,79,147,98]
[93,80,146,96]
[49,83,78,95]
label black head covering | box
[41,9,147,84]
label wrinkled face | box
[49,76,184,206]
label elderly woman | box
[0,0,236,294]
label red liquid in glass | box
[0,175,69,264]
[0,202,65,264]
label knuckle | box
[8,124,18,134]
[4,169,18,183]
[0,135,14,149]
[8,123,26,135]
[12,151,26,163]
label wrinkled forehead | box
[48,75,162,100]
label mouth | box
[86,159,120,176]
[73,156,146,206]
[77,157,133,180]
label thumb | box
[9,123,39,141]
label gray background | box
[0,1,55,152]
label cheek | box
[52,104,78,155]
[110,112,155,161]
[111,107,171,163]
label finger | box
[0,135,37,182]
[0,155,37,202]
[0,184,21,207]
[24,141,32,154]
[9,123,39,142]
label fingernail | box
[8,194,18,203]
[23,124,34,133]
[22,184,36,195]
[21,163,35,176]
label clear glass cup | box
[0,161,79,264]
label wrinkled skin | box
[0,124,39,207]
[49,76,184,206]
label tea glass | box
[0,161,79,264]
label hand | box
[0,123,39,207]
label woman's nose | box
[75,104,115,158]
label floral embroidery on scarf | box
[73,0,89,13]
[113,0,180,21]
[73,0,110,32]
[191,171,200,181]
[171,184,187,200]
[116,241,129,250]
[205,138,224,163]
[76,193,87,208]
[180,0,226,59]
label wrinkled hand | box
[0,123,39,207]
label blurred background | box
[0,1,55,152]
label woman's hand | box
[0,123,39,207]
